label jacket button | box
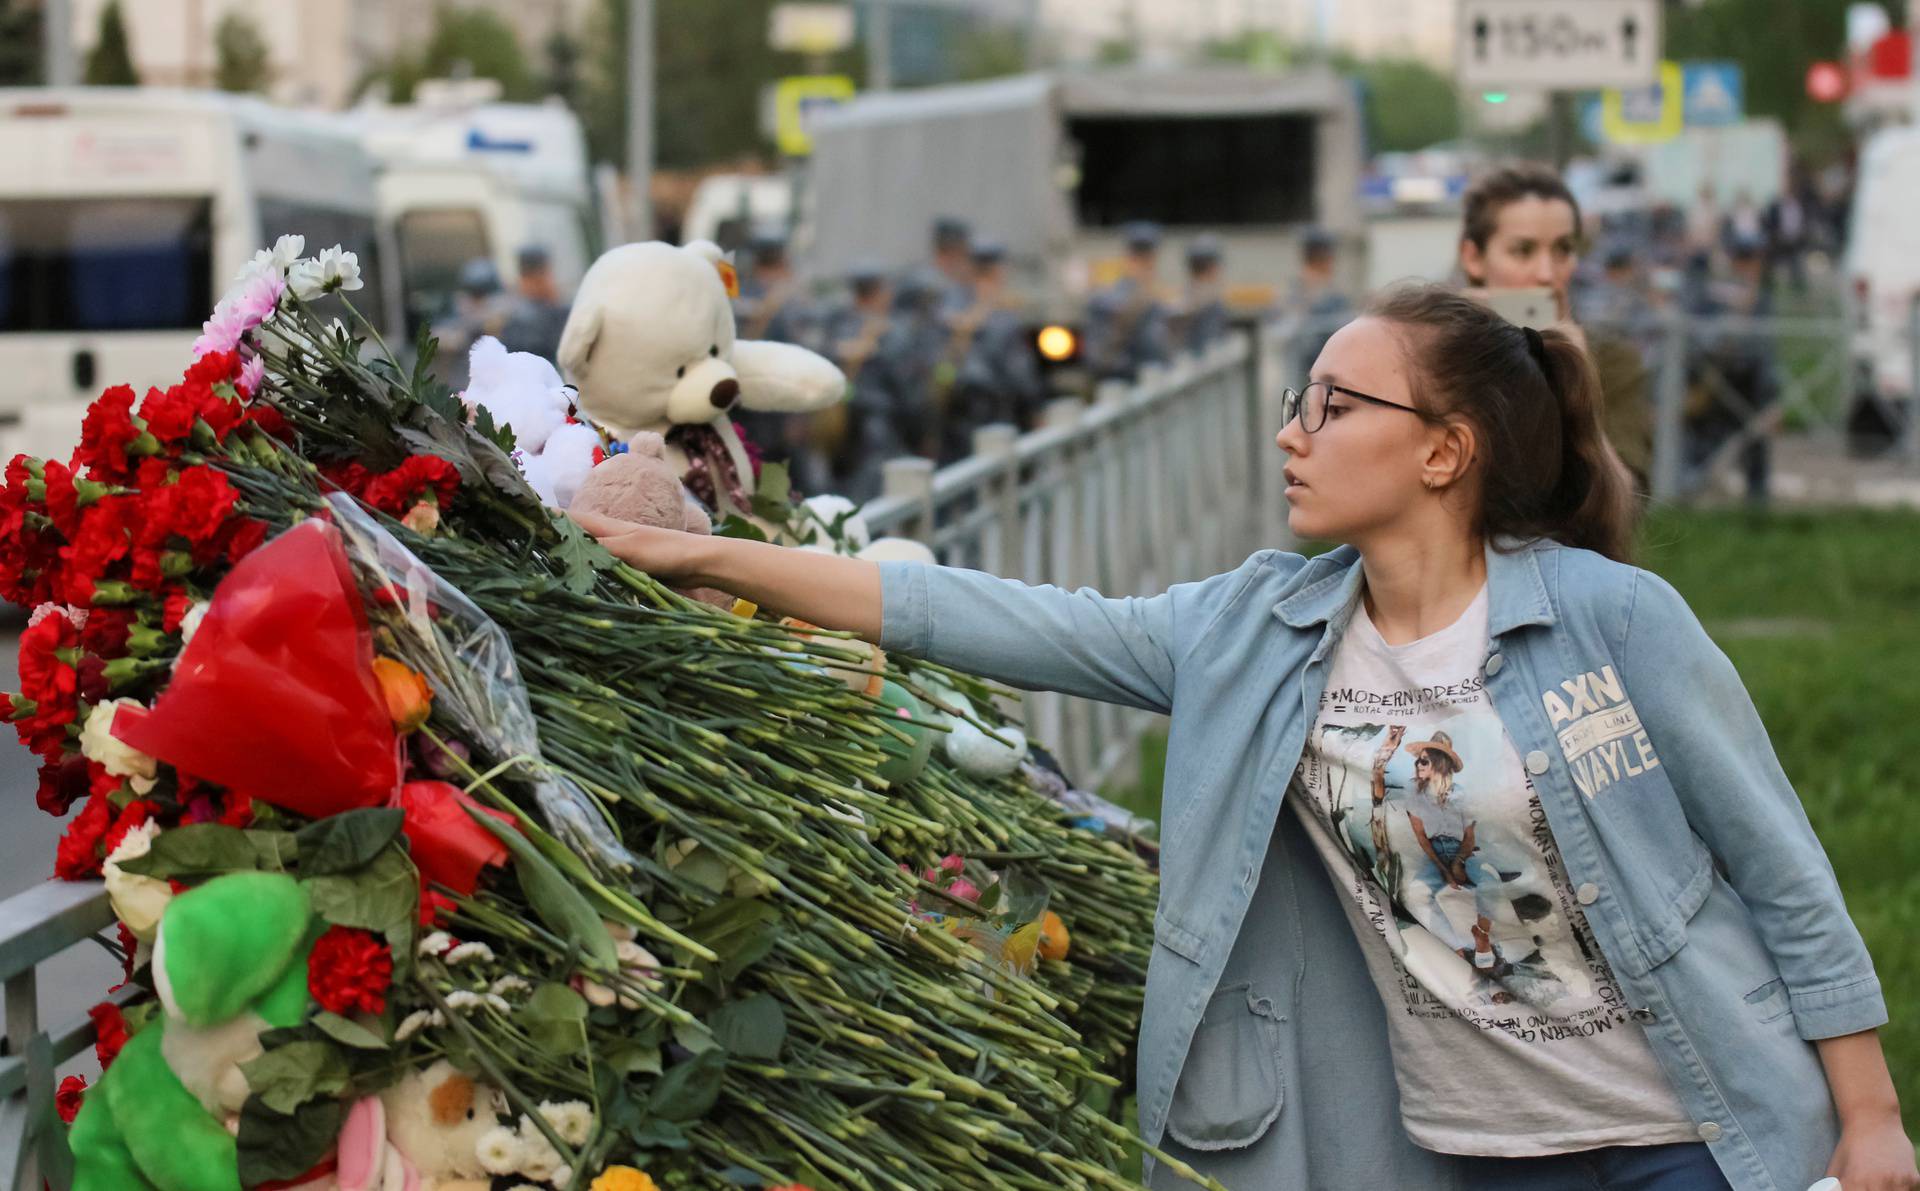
[1525,750,1551,775]
[1697,1122,1723,1143]
[1576,883,1600,905]
[1484,653,1504,676]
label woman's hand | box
[1826,1109,1920,1190]
[569,510,706,583]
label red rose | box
[308,927,394,1016]
[75,386,143,482]
[56,1075,87,1124]
[87,1001,129,1069]
[54,794,113,880]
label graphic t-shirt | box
[1289,586,1697,1156]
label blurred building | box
[1037,0,1454,69]
[63,0,593,108]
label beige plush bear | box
[557,240,845,511]
[570,431,735,608]
[378,1060,506,1191]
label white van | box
[1845,124,1920,416]
[347,91,598,339]
[0,88,393,458]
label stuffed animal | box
[570,432,734,608]
[377,1060,506,1191]
[69,871,316,1191]
[790,493,937,567]
[557,240,846,513]
[460,337,601,509]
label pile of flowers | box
[6,239,1206,1190]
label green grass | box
[1102,506,1920,1136]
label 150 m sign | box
[1457,0,1661,91]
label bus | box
[0,87,393,461]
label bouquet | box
[5,237,1214,1191]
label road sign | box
[773,74,856,157]
[769,4,854,55]
[1457,0,1661,90]
[1601,59,1684,145]
[1681,61,1743,126]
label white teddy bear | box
[460,337,602,509]
[558,240,846,508]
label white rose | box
[79,699,159,790]
[103,821,171,939]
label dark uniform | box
[941,239,1047,459]
[800,261,894,494]
[1172,235,1231,355]
[848,267,949,500]
[732,232,824,465]
[432,257,513,390]
[1084,221,1173,384]
[498,244,571,363]
[930,215,976,319]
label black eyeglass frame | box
[1279,381,1423,433]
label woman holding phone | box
[1459,163,1656,499]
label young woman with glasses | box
[573,283,1912,1191]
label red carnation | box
[138,384,197,446]
[87,1001,129,1069]
[33,754,91,817]
[56,1075,87,1124]
[222,516,269,563]
[164,466,239,546]
[245,405,290,440]
[57,495,133,607]
[320,461,373,498]
[308,927,393,1016]
[185,349,240,387]
[113,922,137,989]
[54,794,113,880]
[363,455,460,517]
[103,800,156,858]
[81,607,133,659]
[75,386,143,482]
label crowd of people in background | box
[413,155,1846,512]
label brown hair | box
[1460,162,1583,264]
[1366,283,1634,563]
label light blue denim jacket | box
[879,537,1888,1191]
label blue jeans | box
[1461,1142,1734,1190]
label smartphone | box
[1475,286,1559,330]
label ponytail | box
[1366,284,1636,564]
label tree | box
[1205,33,1461,154]
[581,0,862,170]
[214,11,273,93]
[370,7,538,103]
[83,0,139,86]
[951,25,1029,82]
[0,0,42,86]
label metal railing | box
[862,327,1293,788]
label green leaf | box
[626,1116,692,1151]
[551,516,613,596]
[687,898,782,982]
[522,981,588,1053]
[672,1017,720,1056]
[466,807,617,969]
[709,993,786,1061]
[311,1011,388,1051]
[240,1041,351,1115]
[116,824,297,879]
[606,1039,663,1076]
[295,807,404,877]
[302,846,418,934]
[648,1048,726,1122]
[749,459,793,521]
[236,1094,344,1185]
[711,514,768,543]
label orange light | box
[1036,325,1076,362]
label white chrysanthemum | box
[444,990,488,1013]
[418,931,455,957]
[486,993,512,1013]
[547,1166,573,1189]
[316,245,363,292]
[538,1100,593,1148]
[489,975,532,997]
[515,1116,562,1178]
[475,1125,523,1174]
[394,1009,441,1041]
[235,234,305,283]
[446,941,495,965]
[79,699,159,788]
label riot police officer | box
[1084,221,1173,384]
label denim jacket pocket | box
[1165,982,1286,1152]
[1744,976,1793,1025]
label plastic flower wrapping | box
[3,243,1217,1191]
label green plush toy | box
[70,871,316,1191]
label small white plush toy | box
[792,493,937,566]
[379,1059,506,1190]
[558,240,846,503]
[460,337,603,509]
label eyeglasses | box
[1280,381,1422,434]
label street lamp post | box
[869,0,892,92]
[43,0,75,86]
[626,0,654,242]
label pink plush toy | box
[570,432,734,609]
